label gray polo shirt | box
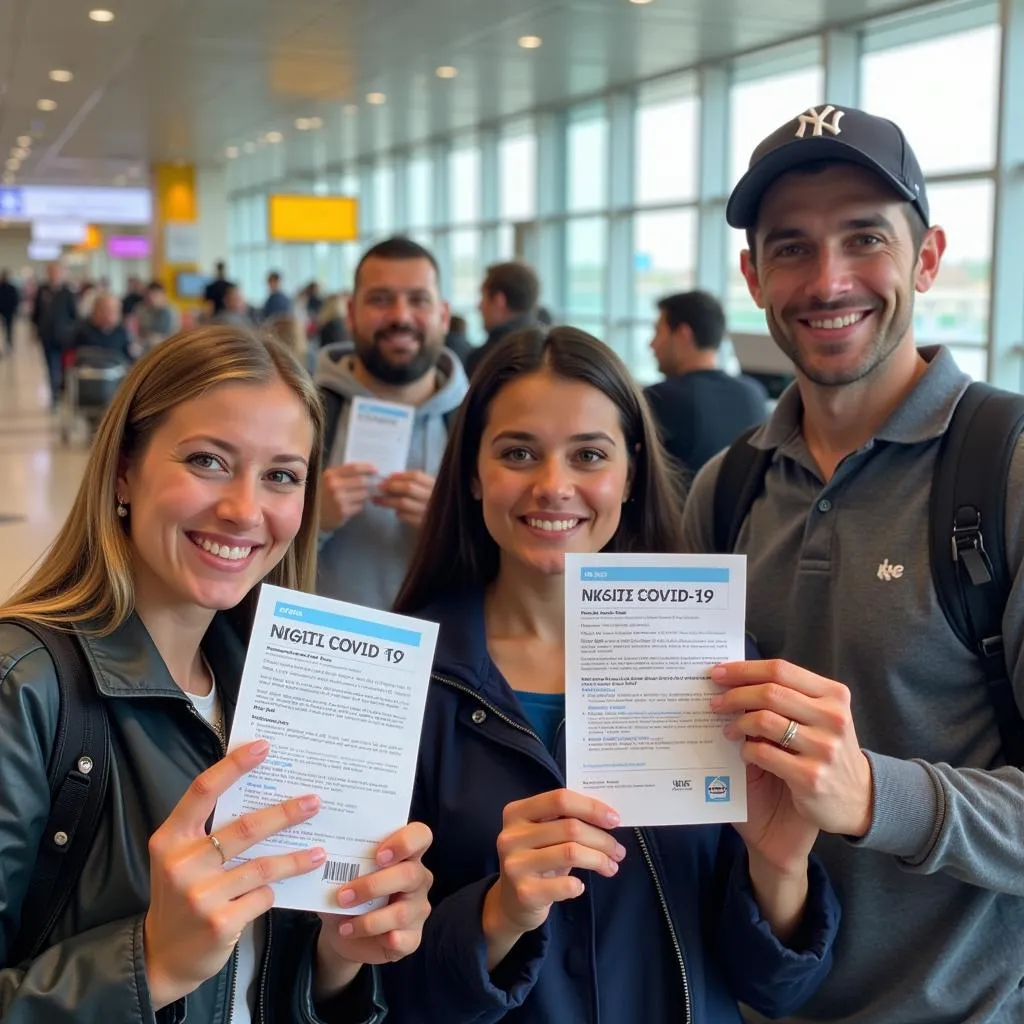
[683,346,1024,1024]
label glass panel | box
[568,111,608,212]
[630,323,661,384]
[408,154,432,228]
[632,210,698,318]
[725,227,764,334]
[450,228,481,336]
[450,144,481,225]
[915,179,993,345]
[635,95,699,204]
[729,66,825,186]
[860,25,1000,175]
[374,162,394,235]
[948,346,988,381]
[500,132,537,221]
[566,218,607,317]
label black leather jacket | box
[0,613,386,1023]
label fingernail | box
[613,843,627,861]
[377,848,395,865]
[248,740,270,756]
[710,667,726,680]
[710,695,723,710]
[576,880,586,896]
[298,795,320,812]
[339,922,354,937]
[607,860,619,874]
[605,810,621,827]
[338,888,356,906]
[310,848,327,865]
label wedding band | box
[208,833,227,865]
[779,719,799,750]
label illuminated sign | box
[32,219,88,244]
[268,194,359,242]
[0,185,151,224]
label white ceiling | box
[0,0,942,187]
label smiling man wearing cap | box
[682,104,1024,1023]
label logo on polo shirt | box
[877,559,905,581]
[795,105,845,138]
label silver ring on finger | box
[779,718,799,751]
[208,833,228,865]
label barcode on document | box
[322,860,361,884]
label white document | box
[212,584,438,914]
[564,553,748,827]
[341,396,415,480]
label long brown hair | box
[393,326,685,615]
[2,325,324,634]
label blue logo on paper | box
[705,776,730,803]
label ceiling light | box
[243,141,256,153]
[13,148,28,160]
[629,0,655,4]
[49,69,74,82]
[435,66,458,79]
[307,116,323,129]
[37,99,57,112]
[89,9,115,22]
[295,118,310,130]
[16,135,31,147]
[264,130,283,143]
[366,92,386,105]
[225,146,238,159]
[518,35,543,49]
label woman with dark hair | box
[384,326,839,1022]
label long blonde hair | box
[3,325,324,634]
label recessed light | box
[225,146,239,159]
[295,118,310,130]
[264,130,283,143]
[243,141,256,153]
[37,99,57,112]
[89,9,115,22]
[12,148,28,160]
[518,35,543,49]
[435,66,458,79]
[49,69,74,83]
[366,92,386,105]
[307,116,323,129]
[16,135,31,147]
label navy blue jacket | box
[381,591,840,1023]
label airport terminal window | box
[729,65,825,187]
[633,209,697,317]
[566,217,608,318]
[450,142,481,225]
[500,131,537,222]
[725,227,762,334]
[913,178,993,348]
[408,154,433,228]
[861,24,1000,175]
[568,107,609,212]
[450,227,482,334]
[635,90,699,204]
[373,162,395,236]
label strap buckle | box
[952,510,994,586]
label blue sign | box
[0,188,25,217]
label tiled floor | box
[0,321,89,600]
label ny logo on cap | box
[795,105,845,138]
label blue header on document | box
[359,402,412,419]
[274,602,422,647]
[579,566,730,583]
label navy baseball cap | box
[726,104,929,229]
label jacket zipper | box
[226,946,240,1024]
[433,672,693,1021]
[256,913,273,1024]
[633,828,692,1024]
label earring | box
[116,496,128,518]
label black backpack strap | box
[3,621,111,963]
[712,427,775,553]
[930,382,1024,766]
[319,387,346,471]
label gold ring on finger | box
[779,719,799,751]
[209,833,228,865]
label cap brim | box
[725,136,917,229]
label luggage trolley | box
[60,346,130,446]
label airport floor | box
[0,319,89,601]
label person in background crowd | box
[202,261,234,318]
[684,104,1024,1024]
[69,292,134,362]
[213,284,255,327]
[121,275,146,320]
[265,313,314,374]
[645,290,768,475]
[444,313,472,364]
[315,236,468,611]
[317,293,350,349]
[383,326,839,1022]
[31,262,78,407]
[0,325,433,1022]
[0,269,20,356]
[263,271,293,320]
[464,261,542,379]
[136,281,178,350]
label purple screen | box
[107,235,151,259]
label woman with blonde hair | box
[0,325,432,1022]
